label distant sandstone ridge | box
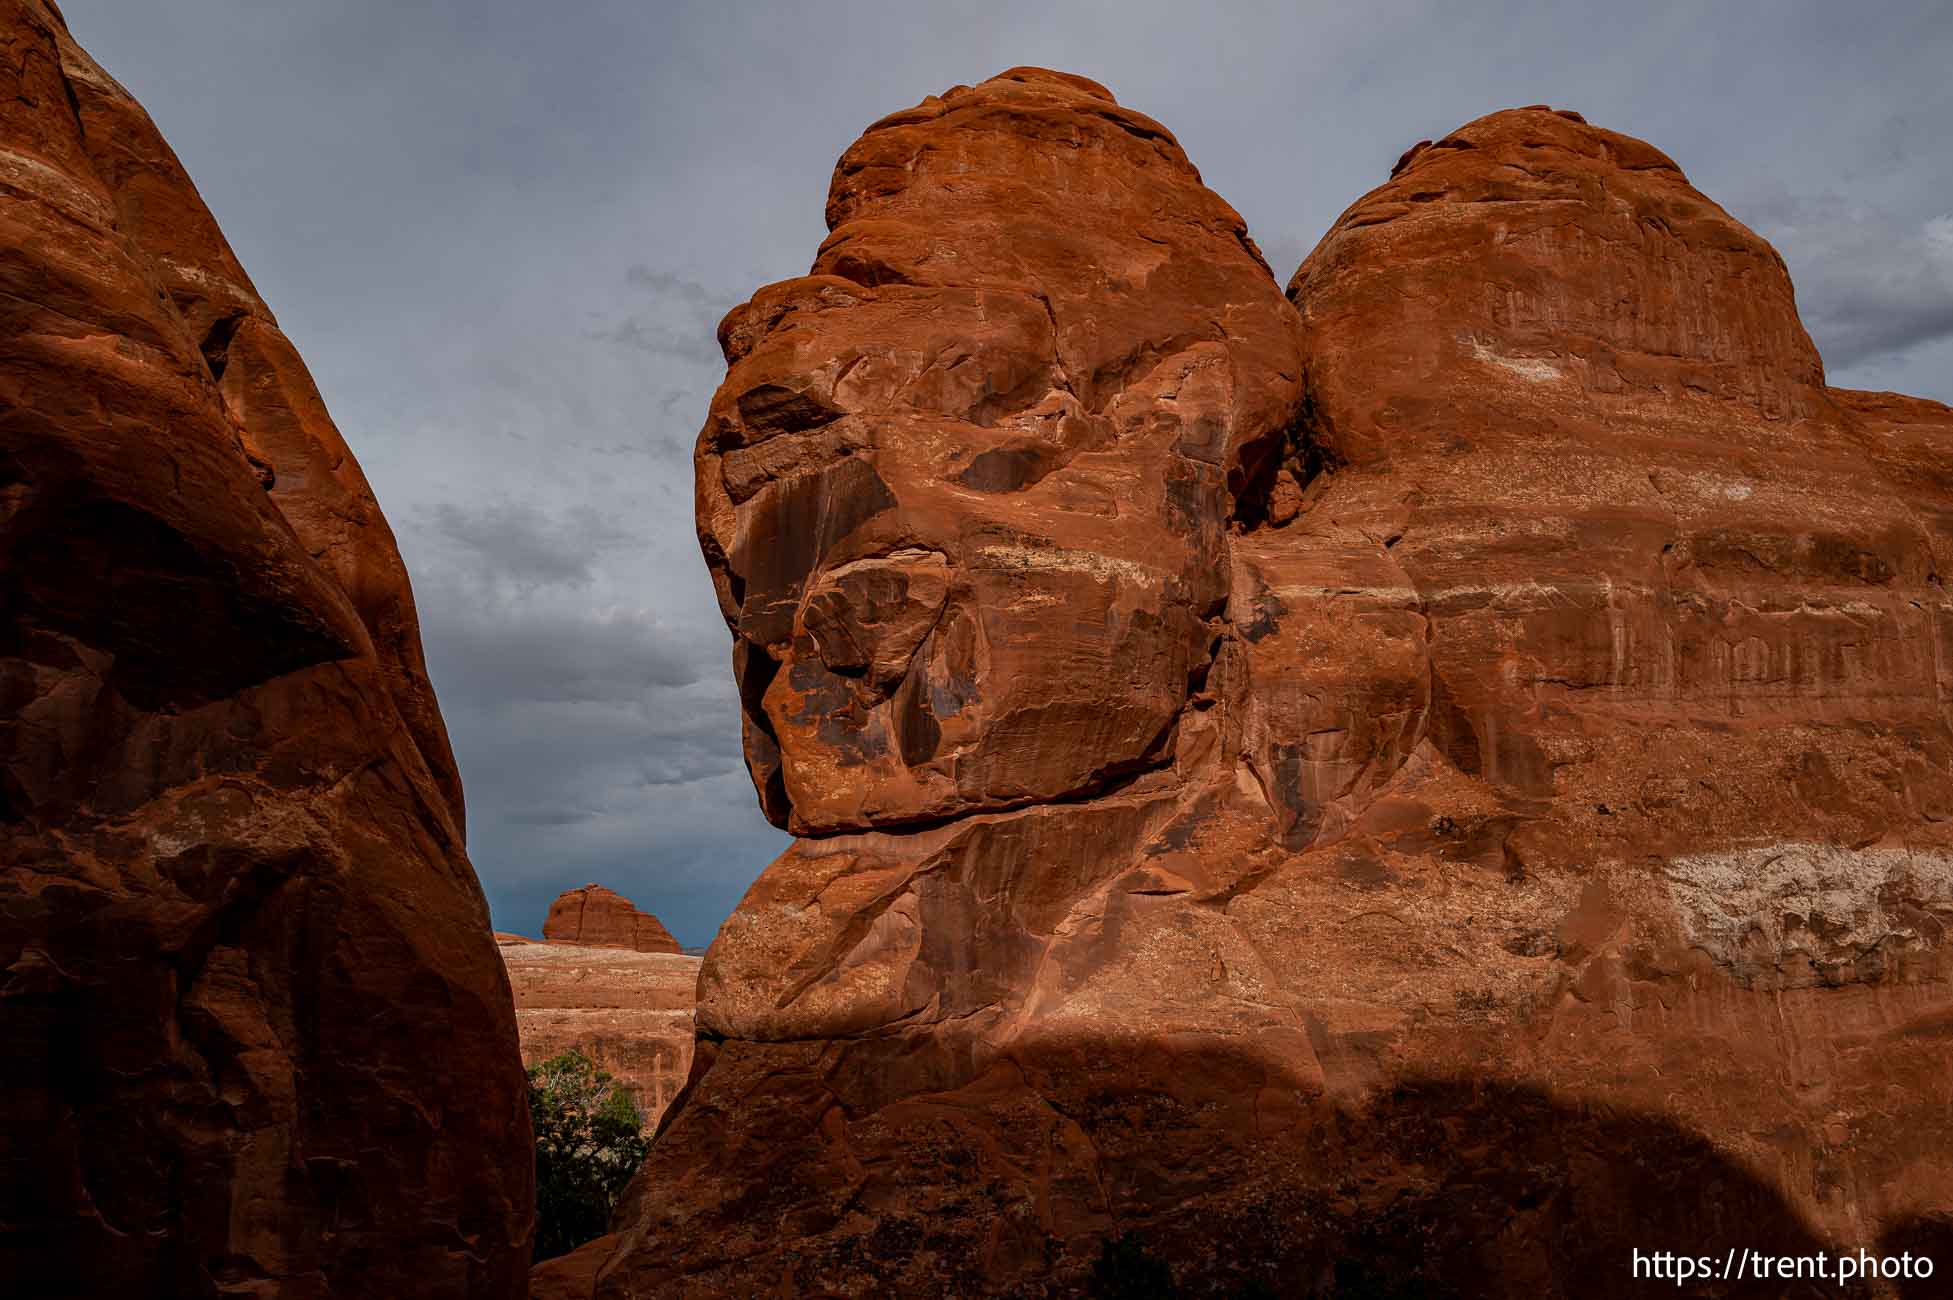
[501,886,699,1127]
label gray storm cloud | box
[1756,202,1953,369]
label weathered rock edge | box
[0,4,532,1296]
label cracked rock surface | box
[0,4,530,1296]
[578,73,1953,1298]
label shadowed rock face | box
[575,69,1953,1299]
[0,4,530,1296]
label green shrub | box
[528,1049,650,1261]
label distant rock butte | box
[500,934,700,1127]
[542,883,684,953]
[563,69,1953,1298]
[0,4,528,1296]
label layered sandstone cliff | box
[503,886,698,1126]
[0,4,530,1296]
[575,71,1953,1298]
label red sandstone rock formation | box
[0,4,530,1295]
[542,883,683,953]
[574,71,1953,1298]
[500,935,700,1125]
[697,67,1302,839]
[529,1233,621,1300]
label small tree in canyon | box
[527,1049,651,1261]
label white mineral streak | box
[1664,843,1953,973]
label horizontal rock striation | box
[0,4,530,1296]
[501,934,700,1126]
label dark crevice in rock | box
[1230,391,1343,531]
[52,50,85,140]
[198,310,246,383]
[733,641,792,827]
[789,745,1175,842]
[955,443,1057,493]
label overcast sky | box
[64,1,1952,945]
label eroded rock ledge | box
[566,68,1953,1299]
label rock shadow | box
[592,1029,1924,1298]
